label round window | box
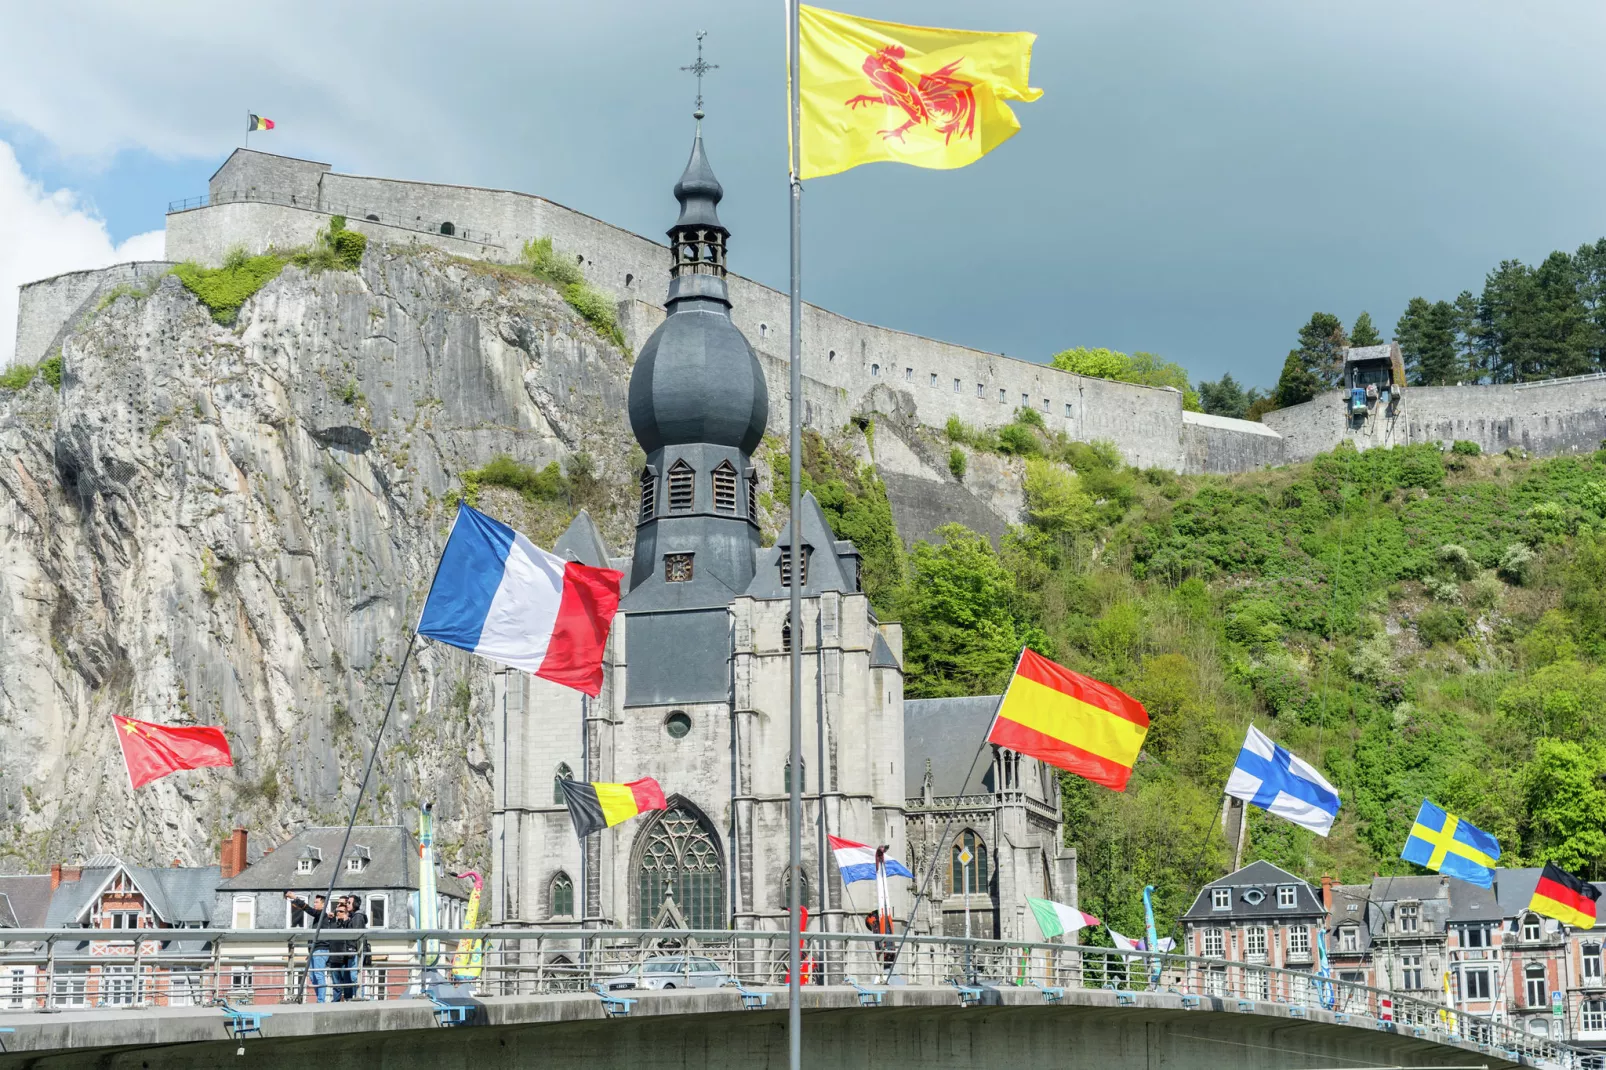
[1242,888,1265,906]
[665,711,692,739]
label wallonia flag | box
[987,649,1149,791]
[247,114,275,132]
[795,5,1041,180]
[559,777,668,840]
[1528,862,1601,929]
[114,715,233,789]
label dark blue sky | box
[5,0,1606,386]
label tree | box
[1396,297,1458,385]
[1574,238,1606,372]
[1196,373,1266,419]
[1296,312,1349,387]
[1479,259,1537,383]
[1052,347,1201,410]
[1522,740,1606,879]
[1530,250,1592,379]
[1452,290,1483,382]
[1273,350,1323,408]
[1349,311,1383,347]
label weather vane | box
[681,30,718,122]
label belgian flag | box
[1528,863,1601,929]
[247,114,275,132]
[559,776,667,839]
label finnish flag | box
[1224,725,1341,837]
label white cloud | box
[0,139,164,367]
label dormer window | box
[779,547,810,587]
[1398,903,1419,932]
[347,846,370,873]
[712,461,738,514]
[1276,885,1298,908]
[1241,888,1265,906]
[1522,913,1541,942]
[667,460,694,513]
[296,846,321,874]
[639,467,656,521]
[1211,888,1230,910]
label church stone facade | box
[487,130,1075,942]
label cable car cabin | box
[1343,344,1404,418]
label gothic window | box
[746,470,758,519]
[779,547,809,587]
[550,872,574,917]
[639,468,656,521]
[782,867,811,909]
[665,553,694,582]
[781,616,792,653]
[667,460,694,513]
[554,762,573,805]
[950,830,988,895]
[635,805,724,930]
[712,461,738,514]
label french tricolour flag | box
[417,503,623,696]
[829,835,914,885]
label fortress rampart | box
[16,149,1606,476]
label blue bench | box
[1333,1012,1349,1024]
[1032,982,1065,1005]
[843,977,884,1007]
[590,985,637,1018]
[1115,990,1138,1007]
[1178,994,1201,1009]
[1236,999,1255,1012]
[1287,1004,1307,1019]
[947,978,983,1007]
[218,1001,270,1041]
[425,990,471,1027]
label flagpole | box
[786,0,803,1064]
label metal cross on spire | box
[681,30,718,122]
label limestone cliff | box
[0,246,643,873]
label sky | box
[5,0,1606,382]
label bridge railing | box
[0,928,1595,1067]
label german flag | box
[987,649,1149,791]
[559,776,667,839]
[247,114,275,132]
[1528,863,1601,929]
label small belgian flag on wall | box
[559,776,667,840]
[247,114,275,132]
[1528,862,1602,929]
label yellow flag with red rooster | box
[796,5,1041,180]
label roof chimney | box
[1321,874,1335,912]
[221,827,248,879]
[50,863,61,892]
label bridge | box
[0,928,1591,1069]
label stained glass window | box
[636,806,724,930]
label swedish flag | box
[1400,800,1501,888]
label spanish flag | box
[247,114,275,132]
[1528,863,1601,929]
[987,649,1149,791]
[796,5,1041,180]
[559,776,668,839]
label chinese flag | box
[114,715,233,789]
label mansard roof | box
[218,825,467,898]
[1182,860,1323,921]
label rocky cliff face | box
[0,247,643,873]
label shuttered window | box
[712,461,738,514]
[667,460,694,513]
[638,468,656,521]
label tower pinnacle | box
[680,30,718,123]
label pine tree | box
[1396,299,1458,385]
[1197,373,1262,419]
[1295,312,1348,387]
[1574,239,1606,372]
[1452,290,1483,383]
[1479,260,1537,382]
[1349,311,1383,348]
[1273,350,1323,408]
[1531,250,1591,379]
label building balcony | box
[1285,949,1313,965]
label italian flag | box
[1027,896,1099,940]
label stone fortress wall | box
[13,261,175,368]
[17,148,1606,476]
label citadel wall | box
[12,261,173,368]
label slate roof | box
[218,826,467,898]
[1181,861,1324,921]
[0,875,52,928]
[1493,867,1545,919]
[869,631,901,670]
[903,696,1001,797]
[746,493,855,599]
[552,510,611,568]
[1327,883,1374,952]
[42,862,223,926]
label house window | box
[712,461,738,514]
[4,967,27,1010]
[297,858,314,874]
[1398,904,1419,932]
[51,968,87,1008]
[1584,942,1603,984]
[1276,885,1298,908]
[1211,888,1230,910]
[1463,925,1490,949]
[871,363,880,377]
[1065,402,1073,418]
[229,966,254,994]
[232,895,255,930]
[1583,999,1606,1032]
[1523,913,1542,942]
[554,762,574,804]
[930,373,938,387]
[1288,926,1310,956]
[347,856,363,873]
[904,367,913,382]
[639,468,656,521]
[105,965,137,1006]
[1464,968,1492,1000]
[1339,926,1359,952]
[664,553,694,582]
[109,911,139,929]
[667,460,694,512]
[1202,928,1224,958]
[1022,392,1030,406]
[950,830,988,895]
[976,383,984,397]
[1401,954,1423,990]
[366,894,387,928]
[779,547,809,587]
[1526,962,1547,1008]
[1246,926,1267,960]
[1042,398,1050,412]
[999,388,1007,404]
[954,378,961,393]
[551,872,574,917]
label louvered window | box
[638,468,656,521]
[746,470,758,518]
[779,547,809,587]
[781,616,792,653]
[712,461,738,514]
[667,460,694,513]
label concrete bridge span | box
[0,984,1549,1070]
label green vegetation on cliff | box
[0,351,62,391]
[519,237,627,350]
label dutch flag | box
[829,836,914,885]
[417,503,623,696]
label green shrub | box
[1451,440,1482,456]
[1014,405,1044,429]
[520,237,586,287]
[1,362,37,390]
[38,353,62,389]
[945,414,965,442]
[996,421,1041,456]
[340,380,360,405]
[562,282,624,346]
[1437,543,1477,580]
[948,447,967,480]
[1398,447,1445,489]
[331,228,367,270]
[1499,542,1536,585]
[458,455,568,506]
[173,251,289,325]
[1422,575,1462,603]
[1416,604,1468,646]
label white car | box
[601,955,734,990]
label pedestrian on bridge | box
[286,893,333,1002]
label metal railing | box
[0,928,1595,1066]
[165,189,502,247]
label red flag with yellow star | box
[113,715,233,789]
